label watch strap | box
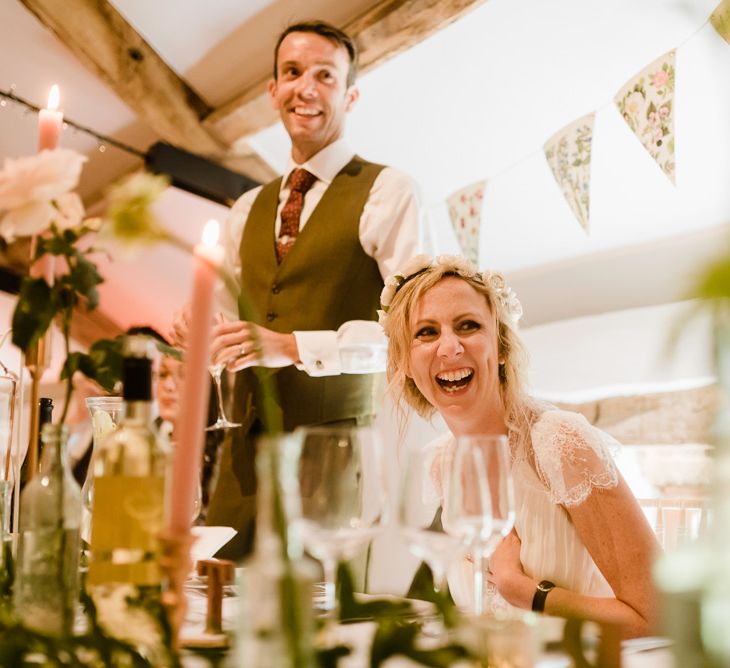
[531,579,556,612]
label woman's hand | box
[487,529,534,608]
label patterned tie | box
[276,168,317,262]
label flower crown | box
[378,254,523,327]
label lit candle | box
[169,219,224,533]
[37,84,62,152]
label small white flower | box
[483,271,506,291]
[437,254,475,276]
[397,254,432,280]
[380,282,399,309]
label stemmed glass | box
[442,434,515,615]
[397,441,464,594]
[206,362,241,431]
[289,424,386,617]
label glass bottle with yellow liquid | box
[86,335,171,662]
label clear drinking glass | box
[82,397,124,540]
[397,441,463,594]
[206,363,241,431]
[290,424,386,616]
[442,434,515,615]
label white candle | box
[169,220,223,533]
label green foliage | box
[323,563,471,668]
[11,223,104,354]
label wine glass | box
[289,424,386,617]
[442,434,515,615]
[397,441,464,594]
[206,362,241,431]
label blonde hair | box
[382,258,528,431]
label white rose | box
[0,200,56,240]
[0,149,86,210]
[377,309,388,327]
[54,192,85,231]
[396,254,433,280]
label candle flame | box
[202,219,220,247]
[47,85,60,111]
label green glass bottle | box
[13,422,82,636]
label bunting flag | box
[711,0,730,45]
[614,51,676,184]
[543,113,595,233]
[446,180,485,266]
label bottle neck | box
[38,425,68,477]
[124,399,153,423]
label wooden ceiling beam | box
[19,0,275,183]
[204,0,487,145]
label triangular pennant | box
[614,51,676,184]
[446,180,485,266]
[711,0,730,45]
[543,112,595,233]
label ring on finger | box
[239,343,247,357]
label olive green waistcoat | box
[207,157,386,556]
[231,155,386,436]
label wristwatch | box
[531,580,556,612]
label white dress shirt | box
[217,138,428,376]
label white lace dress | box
[444,401,620,611]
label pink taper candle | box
[169,219,224,533]
[37,84,62,152]
[32,85,62,284]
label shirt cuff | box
[293,330,342,376]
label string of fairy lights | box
[0,84,146,159]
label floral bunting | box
[446,180,485,266]
[615,51,676,184]
[711,0,730,45]
[543,113,595,233]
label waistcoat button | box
[266,311,277,322]
[271,283,280,294]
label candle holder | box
[159,528,195,649]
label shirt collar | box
[282,138,354,189]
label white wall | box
[522,300,714,401]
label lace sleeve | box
[530,410,619,507]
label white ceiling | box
[1,0,729,337]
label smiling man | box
[178,21,428,559]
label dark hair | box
[126,325,170,346]
[273,20,358,86]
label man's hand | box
[169,304,192,350]
[211,317,300,371]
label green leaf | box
[338,563,413,623]
[85,337,125,391]
[70,254,104,310]
[11,277,58,350]
[316,644,352,668]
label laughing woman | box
[380,255,658,638]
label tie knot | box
[288,168,317,194]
